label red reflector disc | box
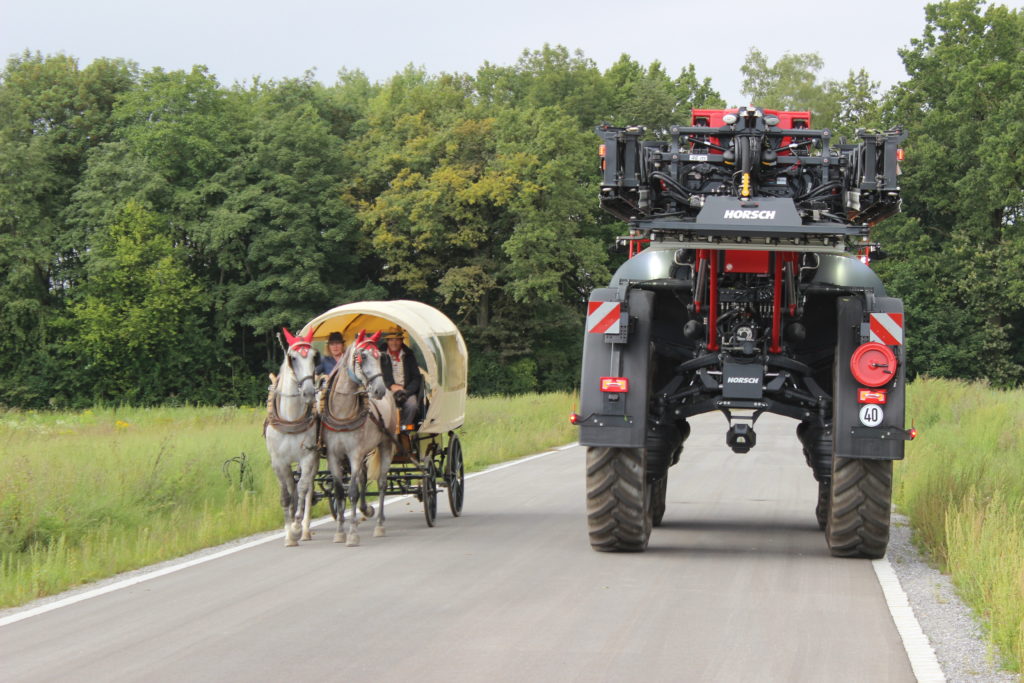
[600,377,629,392]
[850,342,898,387]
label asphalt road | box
[0,413,915,682]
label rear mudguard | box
[578,287,654,448]
[833,295,907,460]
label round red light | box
[850,342,898,387]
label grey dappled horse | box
[264,328,320,547]
[321,331,398,546]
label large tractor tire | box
[825,456,892,558]
[651,475,667,527]
[586,447,651,552]
[826,317,893,558]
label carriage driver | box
[380,327,422,428]
[316,331,345,376]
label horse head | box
[282,327,318,403]
[350,330,388,400]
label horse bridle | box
[281,349,316,400]
[348,344,383,390]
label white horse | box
[264,327,321,547]
[321,331,398,546]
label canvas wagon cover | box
[301,300,467,434]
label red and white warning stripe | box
[587,301,621,334]
[870,313,904,346]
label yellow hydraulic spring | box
[740,172,751,198]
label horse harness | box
[263,373,318,436]
[320,347,403,451]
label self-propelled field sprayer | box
[574,106,912,558]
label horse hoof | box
[301,532,312,541]
[362,505,375,519]
[346,534,360,547]
[373,527,385,538]
[333,532,346,544]
[285,537,299,547]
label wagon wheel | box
[446,433,465,517]
[421,457,438,527]
[323,476,339,520]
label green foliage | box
[740,47,882,135]
[874,0,1024,387]
[3,24,1022,406]
[63,201,217,404]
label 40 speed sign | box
[859,404,884,427]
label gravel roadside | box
[887,511,1020,683]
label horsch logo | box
[723,209,776,220]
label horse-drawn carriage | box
[265,300,468,546]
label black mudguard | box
[833,295,907,460]
[578,287,654,448]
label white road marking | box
[873,556,946,682]
[2,439,948,683]
[0,445,566,627]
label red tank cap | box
[850,342,898,387]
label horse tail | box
[367,448,381,481]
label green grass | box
[895,378,1024,672]
[0,393,577,607]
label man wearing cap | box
[380,329,422,427]
[317,331,345,376]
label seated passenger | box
[317,331,345,376]
[380,327,422,427]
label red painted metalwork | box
[693,250,706,314]
[707,251,719,351]
[724,250,769,274]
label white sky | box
[2,0,1021,105]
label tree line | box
[1,0,1021,408]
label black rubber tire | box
[586,447,651,552]
[651,475,667,527]
[815,479,829,531]
[421,459,438,527]
[446,434,464,517]
[826,312,893,559]
[825,456,892,558]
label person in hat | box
[380,328,422,427]
[316,331,345,376]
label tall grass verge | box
[895,378,1024,672]
[0,393,577,607]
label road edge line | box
[0,443,576,627]
[872,556,946,683]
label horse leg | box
[359,466,375,519]
[274,461,299,547]
[325,451,346,544]
[345,456,362,547]
[296,450,317,541]
[373,443,394,538]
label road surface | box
[0,413,914,682]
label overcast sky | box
[2,0,1021,105]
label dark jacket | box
[316,355,338,376]
[380,344,422,396]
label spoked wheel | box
[421,458,438,527]
[324,476,339,520]
[446,433,464,517]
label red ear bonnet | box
[283,327,297,347]
[283,326,314,357]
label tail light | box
[600,377,629,393]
